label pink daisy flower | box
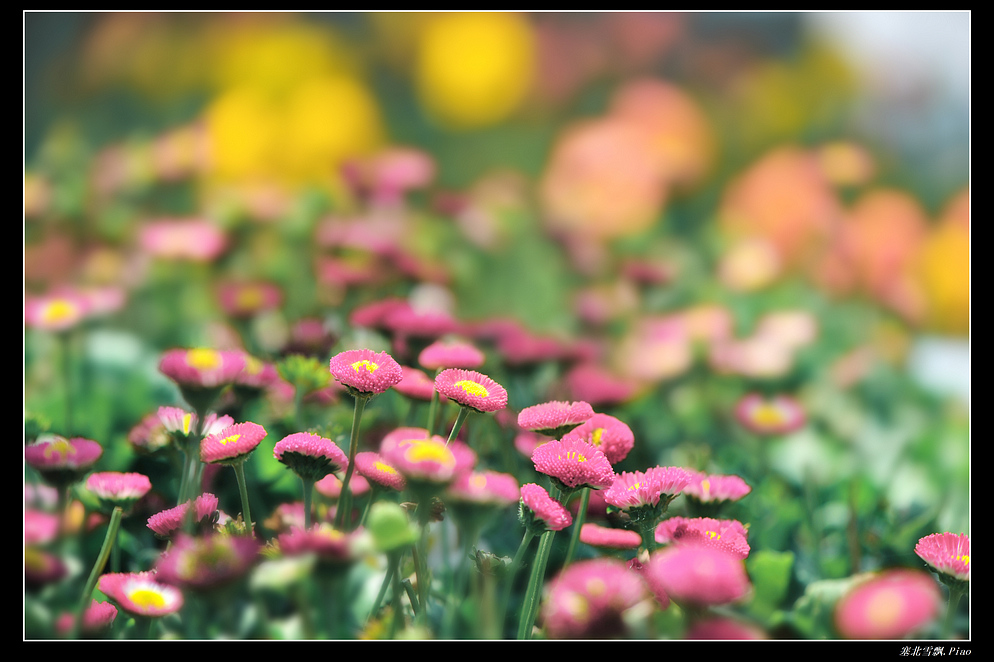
[127,412,172,453]
[25,510,61,546]
[541,558,648,639]
[200,422,267,465]
[646,544,752,607]
[139,218,227,262]
[273,432,349,482]
[915,532,970,583]
[519,483,573,532]
[98,571,184,618]
[84,472,152,512]
[234,354,280,391]
[834,569,942,639]
[603,466,692,512]
[159,348,247,390]
[157,407,233,440]
[531,436,615,492]
[329,348,403,397]
[25,436,103,488]
[434,368,508,413]
[447,470,520,506]
[564,363,640,407]
[734,392,806,435]
[580,523,642,551]
[146,493,219,538]
[315,472,371,499]
[24,291,91,332]
[56,600,118,637]
[382,437,457,485]
[393,366,438,401]
[217,281,283,319]
[682,471,752,504]
[383,305,460,339]
[25,548,67,588]
[354,451,407,492]
[278,524,358,565]
[569,413,635,465]
[378,427,437,456]
[418,338,486,371]
[349,297,410,331]
[517,400,594,437]
[154,533,260,592]
[655,516,751,559]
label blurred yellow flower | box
[204,87,282,183]
[415,12,536,129]
[920,189,970,336]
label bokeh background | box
[24,12,970,640]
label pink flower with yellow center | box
[569,413,635,465]
[25,436,103,489]
[447,470,520,506]
[24,292,91,332]
[354,451,406,491]
[579,523,642,551]
[915,532,970,583]
[200,422,267,465]
[329,348,403,397]
[278,524,358,565]
[157,407,234,439]
[682,471,752,504]
[517,400,594,436]
[217,281,283,318]
[603,466,692,511]
[98,572,184,617]
[541,558,649,639]
[531,435,615,491]
[159,348,247,389]
[154,533,260,592]
[734,392,805,436]
[418,338,486,371]
[383,437,458,484]
[834,569,942,639]
[434,368,508,413]
[646,544,752,607]
[519,483,573,532]
[655,516,751,559]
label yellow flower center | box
[585,577,606,597]
[956,554,969,566]
[128,588,167,610]
[866,588,903,630]
[751,402,786,427]
[351,359,379,373]
[42,299,79,325]
[219,434,242,446]
[470,474,488,490]
[705,530,720,540]
[182,413,193,435]
[235,287,265,310]
[454,380,488,398]
[591,427,604,447]
[374,461,399,475]
[244,356,264,375]
[562,451,587,463]
[187,348,222,370]
[627,482,642,491]
[701,479,711,498]
[43,438,75,461]
[405,441,455,466]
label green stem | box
[73,507,123,638]
[335,395,368,531]
[60,331,74,435]
[561,487,589,569]
[368,551,401,624]
[498,529,535,635]
[426,388,440,436]
[517,527,556,640]
[232,462,253,533]
[445,407,470,446]
[301,477,315,530]
[413,504,432,628]
[944,586,966,639]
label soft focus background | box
[24,11,970,640]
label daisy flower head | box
[418,338,486,371]
[683,471,752,504]
[25,547,67,588]
[25,510,60,546]
[646,544,752,607]
[655,517,751,559]
[915,532,970,586]
[519,483,573,533]
[447,470,520,507]
[84,471,152,513]
[570,413,635,465]
[278,524,358,566]
[56,600,118,638]
[541,557,648,639]
[155,533,261,592]
[565,363,641,408]
[518,400,594,437]
[329,348,403,398]
[25,290,91,332]
[382,436,458,485]
[98,571,184,618]
[217,281,283,319]
[580,523,642,551]
[147,493,219,539]
[200,422,267,465]
[354,451,407,492]
[603,466,692,516]
[734,392,805,436]
[128,412,171,454]
[274,432,349,483]
[834,569,942,639]
[159,348,247,390]
[393,366,438,401]
[25,436,103,489]
[315,472,371,499]
[434,368,508,413]
[531,434,615,493]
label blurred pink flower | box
[98,572,183,618]
[682,471,752,504]
[217,281,283,318]
[159,348,247,390]
[834,569,941,639]
[154,533,260,592]
[353,451,406,492]
[24,291,91,332]
[84,472,152,512]
[579,523,641,551]
[139,219,227,261]
[646,544,751,607]
[418,338,485,371]
[686,617,767,640]
[541,558,648,639]
[146,493,219,539]
[734,393,806,436]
